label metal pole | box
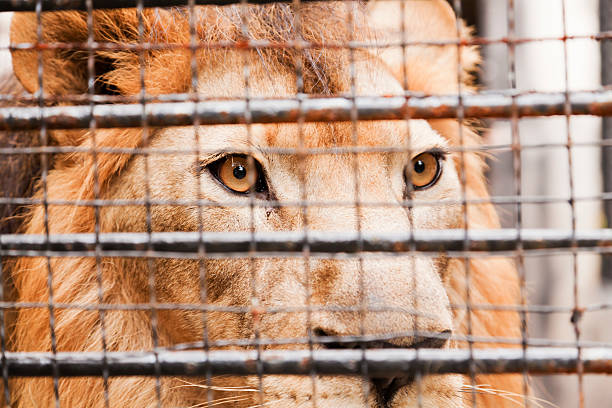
[1,92,612,131]
[3,348,612,377]
[601,0,612,280]
[3,229,612,256]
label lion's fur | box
[0,75,40,236]
[4,2,524,407]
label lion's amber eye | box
[217,155,258,193]
[406,152,442,190]
[209,155,268,195]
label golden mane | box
[13,4,373,98]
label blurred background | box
[1,1,611,407]
[461,1,611,407]
[0,14,10,82]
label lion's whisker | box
[171,377,259,393]
[460,384,559,408]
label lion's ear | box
[10,10,150,96]
[368,0,480,92]
[425,0,481,84]
[11,12,90,95]
[427,0,481,78]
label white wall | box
[481,1,607,407]
[0,13,12,79]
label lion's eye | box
[209,155,267,194]
[405,152,442,191]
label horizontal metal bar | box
[7,30,612,55]
[0,191,605,210]
[2,229,612,255]
[3,348,610,377]
[0,91,610,131]
[0,0,321,11]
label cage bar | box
[0,0,610,406]
[0,0,325,12]
[3,348,612,377]
[602,0,612,281]
[0,91,611,131]
[1,229,612,255]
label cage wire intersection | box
[0,0,611,407]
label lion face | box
[96,50,466,407]
[8,2,523,407]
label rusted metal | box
[3,348,612,377]
[1,229,612,256]
[602,0,612,281]
[4,30,611,56]
[0,0,320,11]
[0,91,611,131]
[0,0,610,403]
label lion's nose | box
[314,328,452,406]
[314,327,451,350]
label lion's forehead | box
[165,119,447,153]
[194,47,405,97]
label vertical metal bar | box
[84,2,110,407]
[0,18,16,400]
[506,0,530,406]
[134,2,162,406]
[289,1,318,406]
[450,1,476,407]
[35,0,61,405]
[601,0,612,281]
[0,227,9,405]
[560,1,584,407]
[344,1,369,404]
[185,1,213,405]
[400,1,422,406]
[236,3,264,405]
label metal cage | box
[0,0,611,407]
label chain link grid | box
[0,1,609,407]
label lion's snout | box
[308,257,454,350]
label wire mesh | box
[0,0,610,407]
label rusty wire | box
[2,229,612,256]
[0,1,610,408]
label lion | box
[1,1,524,407]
